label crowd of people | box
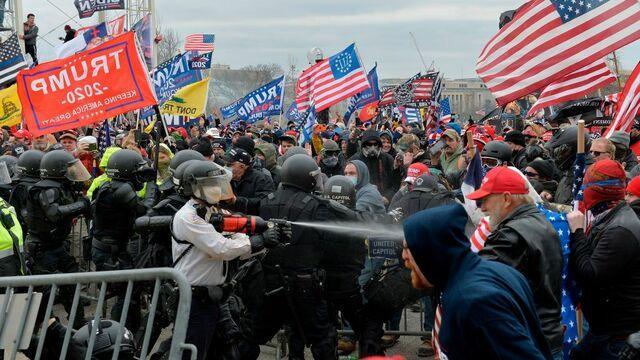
[0,106,639,360]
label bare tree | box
[157,28,181,64]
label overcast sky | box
[23,0,640,79]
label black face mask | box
[254,158,265,169]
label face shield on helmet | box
[193,167,233,204]
[0,162,11,185]
[311,167,324,193]
[66,159,92,182]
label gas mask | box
[362,145,381,158]
[322,156,339,168]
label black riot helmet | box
[169,149,206,173]
[15,150,44,179]
[0,155,18,179]
[173,159,200,196]
[181,160,233,204]
[481,141,512,164]
[106,149,155,186]
[281,154,323,193]
[546,125,590,171]
[40,150,92,182]
[72,320,136,360]
[323,175,356,209]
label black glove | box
[249,235,264,253]
[262,227,281,249]
[279,222,292,244]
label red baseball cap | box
[628,176,640,198]
[466,166,529,200]
[404,163,430,183]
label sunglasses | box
[523,170,539,178]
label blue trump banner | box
[221,76,285,124]
[188,52,212,70]
[153,53,204,103]
[344,65,380,122]
[220,99,241,120]
[286,101,303,122]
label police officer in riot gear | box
[172,160,281,360]
[321,175,385,356]
[134,150,205,358]
[11,150,44,233]
[256,153,390,360]
[0,155,18,202]
[26,150,92,328]
[91,149,155,330]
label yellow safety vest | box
[0,198,23,260]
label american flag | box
[379,87,395,107]
[97,119,111,154]
[0,34,27,86]
[476,0,640,106]
[412,77,433,100]
[605,61,640,137]
[527,60,616,117]
[184,34,215,52]
[439,98,452,124]
[296,44,369,113]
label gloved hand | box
[262,226,281,249]
[387,208,403,223]
[80,196,91,214]
[249,235,264,253]
[278,222,292,244]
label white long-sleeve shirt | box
[172,199,251,286]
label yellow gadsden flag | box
[161,77,210,116]
[0,85,22,127]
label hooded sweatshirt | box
[404,204,552,360]
[349,160,386,214]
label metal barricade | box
[0,268,195,360]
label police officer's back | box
[11,150,44,232]
[25,150,91,327]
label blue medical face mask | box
[346,175,358,186]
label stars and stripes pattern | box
[439,98,452,124]
[573,152,587,204]
[295,43,370,113]
[412,77,434,100]
[527,60,616,117]
[379,88,395,107]
[476,0,640,106]
[184,34,215,52]
[604,61,640,137]
[0,34,27,86]
[97,119,111,154]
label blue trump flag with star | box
[344,65,380,124]
[286,101,303,123]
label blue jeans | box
[422,296,434,332]
[569,332,626,360]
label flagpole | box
[613,51,623,92]
[409,32,429,73]
[279,74,285,127]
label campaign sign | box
[75,0,125,19]
[188,52,212,70]
[236,75,284,123]
[17,32,157,136]
[153,52,203,104]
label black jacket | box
[230,167,274,215]
[349,151,400,201]
[479,203,564,351]
[570,203,640,337]
[512,148,529,170]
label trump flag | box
[17,32,157,136]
